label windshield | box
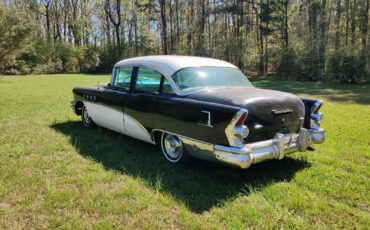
[172,67,253,92]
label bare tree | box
[106,0,121,46]
[335,0,342,51]
[159,0,168,54]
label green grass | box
[0,74,369,229]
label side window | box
[135,67,162,93]
[162,78,174,94]
[114,66,133,90]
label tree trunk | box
[175,0,180,44]
[284,0,289,48]
[345,0,350,47]
[71,0,80,46]
[169,0,174,53]
[196,0,206,55]
[107,0,121,46]
[104,1,111,44]
[259,0,264,75]
[134,0,138,55]
[360,0,369,66]
[236,0,243,68]
[351,0,358,47]
[160,0,168,54]
[187,0,194,55]
[63,0,68,42]
[335,0,342,51]
[44,1,50,40]
[319,0,327,72]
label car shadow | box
[51,121,311,213]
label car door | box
[96,66,133,134]
[123,66,162,143]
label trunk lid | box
[186,87,305,143]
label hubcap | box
[83,106,91,125]
[164,134,183,159]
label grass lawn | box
[0,73,369,229]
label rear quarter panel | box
[154,95,242,146]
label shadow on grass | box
[51,121,311,213]
[249,76,370,105]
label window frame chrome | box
[111,66,135,91]
[113,63,254,96]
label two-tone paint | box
[71,55,325,168]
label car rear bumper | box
[71,101,77,114]
[180,128,325,169]
[71,101,83,115]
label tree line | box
[0,0,369,82]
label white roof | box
[114,55,237,76]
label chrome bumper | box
[180,128,325,169]
[71,101,77,114]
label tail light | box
[225,110,249,148]
[313,103,322,113]
[236,112,248,126]
[310,101,323,129]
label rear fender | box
[301,98,323,129]
[154,96,243,146]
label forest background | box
[0,0,369,83]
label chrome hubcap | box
[164,134,183,159]
[83,106,91,125]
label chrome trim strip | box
[108,89,128,95]
[111,68,116,85]
[310,100,323,115]
[151,129,211,145]
[197,110,213,128]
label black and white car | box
[71,55,325,169]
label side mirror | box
[107,83,112,88]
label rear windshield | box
[172,67,253,92]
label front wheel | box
[160,133,190,165]
[81,105,95,128]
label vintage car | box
[71,55,325,169]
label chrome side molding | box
[197,110,213,128]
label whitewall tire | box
[81,105,95,128]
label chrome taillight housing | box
[226,109,249,148]
[310,101,323,129]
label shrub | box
[299,45,324,81]
[276,48,301,80]
[33,59,63,74]
[77,46,100,72]
[326,53,369,83]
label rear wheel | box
[81,105,95,128]
[160,133,189,165]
